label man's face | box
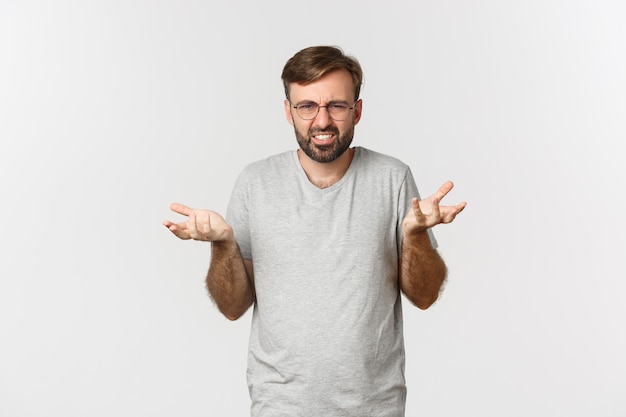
[284,69,362,163]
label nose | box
[314,105,332,125]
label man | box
[163,46,466,417]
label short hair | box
[281,46,363,102]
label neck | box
[297,147,355,189]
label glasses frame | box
[291,100,358,121]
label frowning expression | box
[284,69,362,163]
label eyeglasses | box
[292,101,357,121]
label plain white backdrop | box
[1,1,625,416]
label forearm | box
[400,230,447,310]
[206,237,254,321]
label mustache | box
[309,126,340,136]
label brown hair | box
[281,46,363,102]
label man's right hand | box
[163,203,233,242]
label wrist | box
[211,233,239,257]
[403,229,432,248]
[217,225,234,242]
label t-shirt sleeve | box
[397,167,438,255]
[225,170,252,260]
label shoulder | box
[233,151,297,191]
[238,151,295,178]
[355,147,411,175]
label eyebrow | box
[294,99,351,105]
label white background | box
[1,1,625,416]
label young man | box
[164,45,466,417]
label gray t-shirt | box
[226,147,436,417]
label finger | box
[431,197,442,219]
[163,220,179,232]
[163,220,179,231]
[188,210,198,238]
[163,222,191,240]
[411,197,423,215]
[170,202,192,216]
[431,181,454,202]
[440,202,466,223]
[197,210,211,235]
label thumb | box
[170,202,192,216]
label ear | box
[353,99,363,126]
[284,100,294,126]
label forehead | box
[289,69,355,102]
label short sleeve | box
[225,170,252,260]
[397,167,438,255]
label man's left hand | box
[402,181,466,235]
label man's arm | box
[400,231,447,309]
[206,238,255,320]
[163,203,255,320]
[399,181,466,310]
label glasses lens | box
[296,103,319,120]
[327,103,350,121]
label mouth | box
[311,132,336,146]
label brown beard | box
[294,124,354,163]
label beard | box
[294,124,354,163]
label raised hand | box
[163,203,232,242]
[402,181,466,234]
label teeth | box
[315,134,332,140]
